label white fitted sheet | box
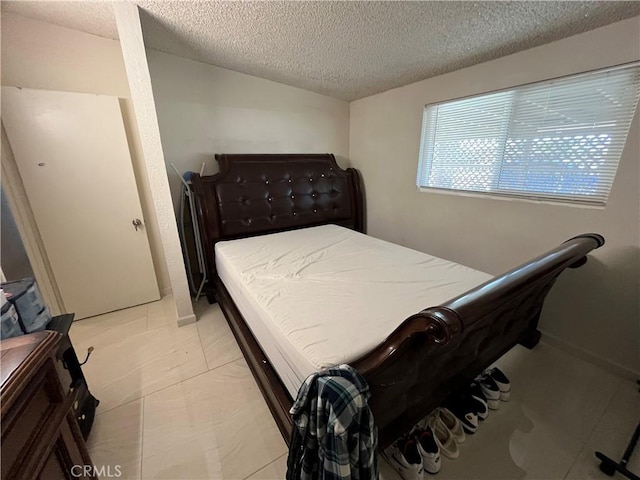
[215,224,492,398]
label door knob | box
[132,219,143,231]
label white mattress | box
[215,224,492,398]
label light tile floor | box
[71,296,639,480]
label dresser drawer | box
[1,359,66,478]
[1,331,94,480]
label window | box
[416,63,640,206]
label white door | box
[2,87,160,319]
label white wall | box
[114,3,194,326]
[145,50,351,211]
[1,186,33,281]
[350,17,640,375]
[1,13,171,294]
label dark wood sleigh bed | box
[191,153,604,449]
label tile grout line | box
[193,311,211,370]
[98,356,246,416]
[209,355,245,372]
[93,330,241,417]
[95,395,145,418]
[242,453,288,480]
[533,357,627,450]
[584,377,624,440]
[194,301,246,372]
[139,395,145,479]
[561,377,624,480]
[562,445,587,480]
[93,366,203,417]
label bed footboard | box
[192,153,605,450]
[352,233,604,447]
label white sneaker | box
[435,407,466,443]
[383,437,424,480]
[412,426,441,474]
[477,374,501,410]
[444,396,479,434]
[487,367,511,401]
[427,413,459,459]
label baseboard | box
[160,286,173,297]
[540,331,639,381]
[177,313,196,327]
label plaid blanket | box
[286,364,378,480]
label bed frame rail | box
[191,153,604,449]
[352,233,604,445]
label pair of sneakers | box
[444,387,483,434]
[422,408,465,460]
[383,426,441,480]
[444,367,511,434]
[477,367,511,410]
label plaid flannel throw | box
[286,364,378,480]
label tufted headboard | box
[191,154,365,277]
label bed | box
[191,153,604,448]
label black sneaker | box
[487,367,511,401]
[477,374,501,410]
[467,381,489,419]
[444,396,478,434]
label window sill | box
[416,186,606,210]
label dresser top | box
[1,331,61,396]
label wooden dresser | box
[1,331,95,480]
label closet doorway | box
[2,86,160,319]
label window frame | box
[416,61,640,208]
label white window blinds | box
[417,63,640,206]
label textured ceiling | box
[3,1,640,100]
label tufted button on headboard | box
[191,154,365,278]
